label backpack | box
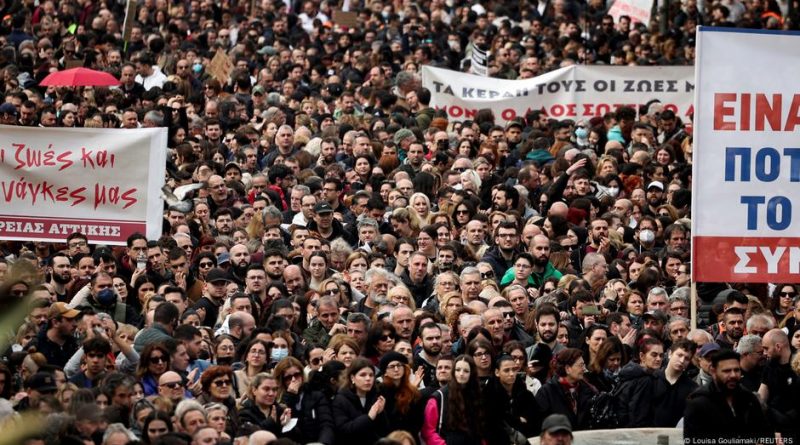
[588,390,621,430]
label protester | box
[0,1,793,442]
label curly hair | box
[200,365,233,393]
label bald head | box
[605,140,624,152]
[159,371,182,385]
[549,202,569,218]
[248,430,277,445]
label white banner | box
[692,27,800,283]
[0,126,167,245]
[422,65,694,123]
[608,0,653,25]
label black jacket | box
[280,386,336,445]
[379,382,424,435]
[484,375,542,444]
[614,362,656,427]
[684,381,772,443]
[481,245,517,280]
[331,386,390,445]
[238,399,287,437]
[400,271,434,308]
[535,376,597,431]
[651,369,698,427]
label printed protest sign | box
[422,65,694,123]
[471,46,489,77]
[0,126,167,245]
[692,27,800,282]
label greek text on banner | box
[0,125,167,245]
[691,27,800,282]
[421,65,694,123]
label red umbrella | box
[39,67,120,87]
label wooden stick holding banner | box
[121,0,137,52]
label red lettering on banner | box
[694,236,800,282]
[501,109,517,121]
[713,93,800,131]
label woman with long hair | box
[332,357,390,444]
[421,354,485,445]
[234,339,272,401]
[378,352,423,434]
[274,356,336,444]
[614,337,664,427]
[535,348,598,431]
[585,336,627,393]
[467,337,495,384]
[580,324,610,367]
[137,343,171,396]
[483,354,543,444]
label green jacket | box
[500,262,563,289]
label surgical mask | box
[448,40,460,51]
[607,187,619,198]
[96,288,116,306]
[271,348,289,362]
[575,127,588,139]
[193,63,203,73]
[639,229,655,243]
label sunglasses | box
[780,292,796,297]
[380,334,394,341]
[453,167,467,173]
[480,271,495,279]
[161,381,183,389]
[212,379,232,387]
[150,355,166,364]
[310,357,322,366]
[284,372,302,380]
[199,262,214,268]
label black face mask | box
[216,356,233,366]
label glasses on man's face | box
[69,241,87,248]
[161,381,184,389]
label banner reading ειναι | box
[421,65,694,124]
[0,126,167,245]
[692,27,800,282]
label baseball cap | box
[26,372,58,393]
[206,267,231,283]
[647,181,664,191]
[541,414,572,434]
[698,342,721,358]
[252,85,265,96]
[642,310,668,323]
[314,202,333,214]
[48,302,81,320]
[0,102,17,116]
[216,253,230,266]
[505,120,523,131]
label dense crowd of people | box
[1,0,800,444]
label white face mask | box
[607,187,619,198]
[639,229,655,243]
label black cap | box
[26,372,57,393]
[205,268,232,283]
[541,413,572,434]
[314,202,333,214]
[379,351,408,375]
[642,310,668,323]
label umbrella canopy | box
[39,67,120,87]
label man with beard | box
[526,304,564,383]
[492,185,519,213]
[684,350,772,442]
[244,265,268,315]
[302,296,345,348]
[651,339,698,427]
[49,253,73,302]
[414,322,443,388]
[482,222,522,278]
[759,329,798,440]
[213,208,235,237]
[354,268,391,317]
[283,265,306,297]
[530,234,563,288]
[191,268,230,327]
[645,181,665,216]
[228,244,251,286]
[317,137,338,168]
[715,308,745,350]
[401,252,433,308]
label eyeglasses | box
[150,355,166,364]
[69,241,87,248]
[456,209,469,214]
[161,381,184,389]
[284,372,302,380]
[386,363,404,370]
[510,354,526,362]
[473,351,490,358]
[213,379,232,387]
[249,349,267,356]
